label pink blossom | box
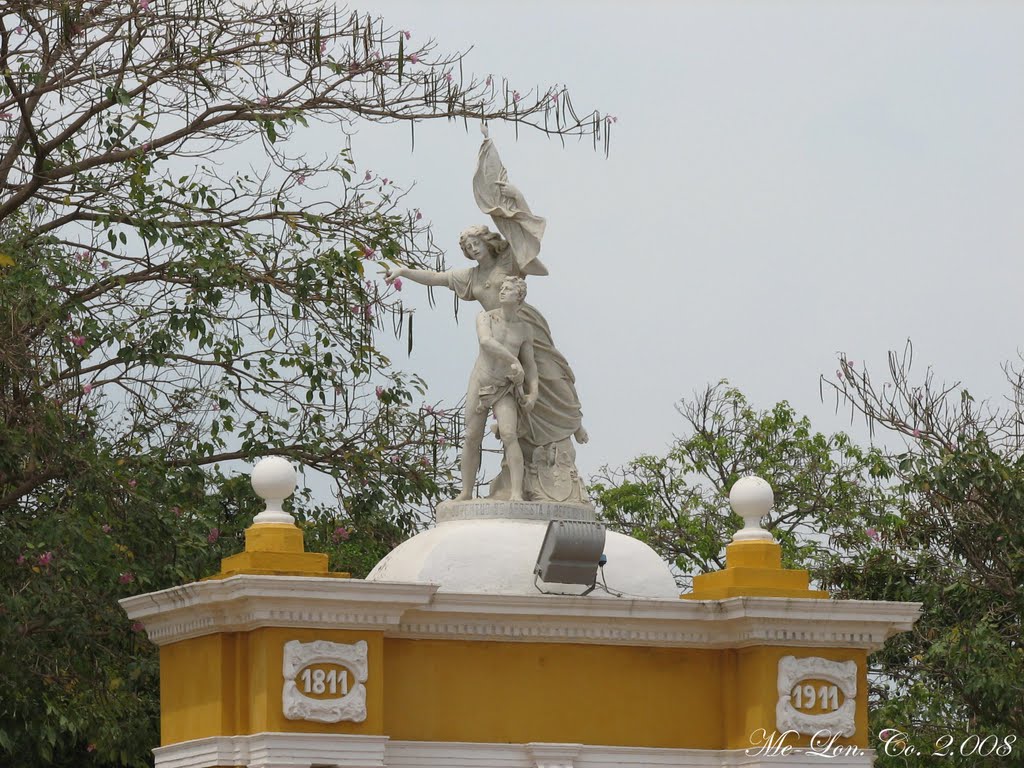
[15,554,25,566]
[485,75,493,87]
[102,524,112,534]
[382,177,389,185]
[438,437,447,448]
[0,112,14,120]
[259,96,269,106]
[550,92,559,104]
[512,90,521,103]
[402,30,411,40]
[118,571,135,584]
[38,551,54,567]
[879,729,894,740]
[364,170,373,181]
[424,404,434,414]
[71,335,86,347]
[363,304,374,321]
[127,479,137,489]
[444,71,453,84]
[141,142,151,152]
[295,173,306,185]
[407,53,420,64]
[76,249,91,263]
[912,428,921,438]
[139,0,151,9]
[393,277,403,291]
[332,526,351,542]
[865,527,879,541]
[320,40,327,55]
[82,383,93,394]
[131,621,145,632]
[419,456,431,467]
[363,245,375,259]
[100,259,110,270]
[207,528,220,544]
[605,114,618,124]
[415,209,422,220]
[375,386,384,399]
[14,26,25,35]
[171,505,182,517]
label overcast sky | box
[321,0,1024,485]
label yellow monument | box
[121,459,920,768]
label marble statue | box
[385,124,588,502]
[460,276,538,501]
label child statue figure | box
[459,276,538,501]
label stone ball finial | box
[729,475,774,542]
[251,456,297,525]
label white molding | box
[153,734,876,768]
[526,742,582,768]
[121,576,921,652]
[119,577,439,645]
[775,656,857,738]
[395,594,921,651]
[152,733,388,767]
[282,639,369,723]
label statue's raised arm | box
[473,124,549,277]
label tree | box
[0,1,605,764]
[595,356,1024,767]
[819,346,1024,766]
[590,381,896,589]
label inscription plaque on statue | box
[282,639,368,723]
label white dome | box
[366,506,679,599]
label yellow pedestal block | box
[684,540,829,600]
[210,522,348,579]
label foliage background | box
[0,0,603,764]
[593,356,1024,767]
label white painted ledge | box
[120,575,921,651]
[153,734,877,768]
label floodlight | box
[534,520,607,588]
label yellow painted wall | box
[161,634,238,744]
[722,646,868,750]
[160,628,383,745]
[161,631,868,751]
[382,638,723,749]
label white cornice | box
[120,576,921,651]
[394,593,920,651]
[119,577,439,645]
[152,734,878,767]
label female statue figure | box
[385,127,588,503]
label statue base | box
[436,497,595,523]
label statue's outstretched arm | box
[385,264,447,288]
